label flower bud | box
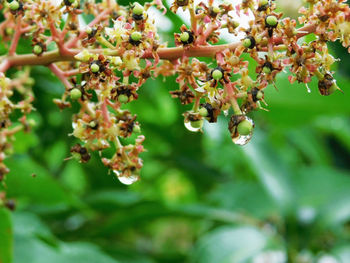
[74,49,91,62]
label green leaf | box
[243,132,293,208]
[0,208,13,263]
[5,157,72,213]
[13,212,119,263]
[191,226,268,263]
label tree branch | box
[0,23,317,73]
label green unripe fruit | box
[256,90,264,100]
[259,0,268,6]
[5,28,14,35]
[133,3,144,15]
[118,94,129,103]
[243,38,251,48]
[28,119,36,127]
[90,63,100,73]
[262,66,271,74]
[265,15,278,27]
[133,124,141,133]
[199,107,208,117]
[33,45,43,55]
[85,26,92,35]
[89,121,97,128]
[328,83,338,95]
[237,119,253,136]
[72,1,79,8]
[212,6,221,13]
[191,119,203,129]
[131,31,142,42]
[9,0,20,10]
[243,36,256,49]
[212,69,223,80]
[180,32,190,43]
[70,88,82,100]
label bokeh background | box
[1,0,350,262]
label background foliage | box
[1,0,350,262]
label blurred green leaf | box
[243,132,293,208]
[191,226,268,263]
[13,212,119,263]
[5,157,72,213]
[0,208,13,263]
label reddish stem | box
[0,24,317,72]
[9,15,22,56]
[66,9,111,48]
[0,59,10,73]
[101,99,111,127]
[48,63,73,90]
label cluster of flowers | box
[0,0,349,187]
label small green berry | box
[90,63,100,73]
[328,82,338,95]
[28,119,36,127]
[265,15,278,27]
[212,6,221,13]
[118,94,129,103]
[199,107,208,117]
[180,32,190,43]
[5,28,14,35]
[242,36,256,49]
[212,69,223,80]
[85,26,92,35]
[259,0,268,6]
[9,0,20,10]
[33,45,43,55]
[131,31,142,42]
[70,88,82,100]
[243,38,252,48]
[232,21,240,28]
[133,3,144,16]
[133,124,141,133]
[191,119,203,129]
[262,66,271,74]
[237,119,253,136]
[89,121,97,128]
[71,1,79,8]
[256,90,264,100]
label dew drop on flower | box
[232,117,254,146]
[184,120,202,132]
[113,170,139,185]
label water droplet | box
[113,170,139,185]
[232,117,254,146]
[232,134,252,145]
[305,83,311,93]
[184,120,203,132]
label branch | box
[9,15,22,55]
[48,63,73,90]
[0,24,317,72]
